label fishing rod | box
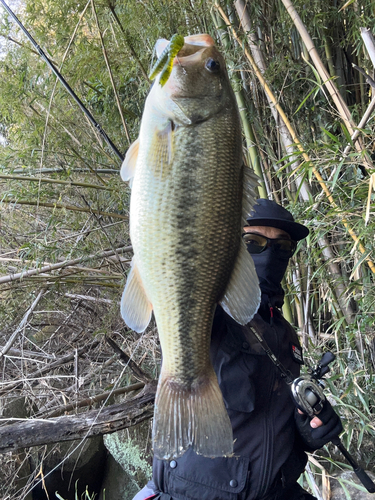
[248,320,375,494]
[0,0,125,163]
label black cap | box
[246,199,309,241]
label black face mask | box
[250,246,289,307]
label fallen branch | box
[0,244,132,285]
[0,382,156,453]
[65,293,116,304]
[0,173,114,190]
[5,348,56,360]
[11,168,119,175]
[1,199,128,219]
[44,381,145,418]
[0,341,100,395]
[106,336,151,384]
[0,290,45,357]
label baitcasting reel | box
[291,351,375,494]
[291,351,335,417]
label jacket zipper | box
[256,317,279,498]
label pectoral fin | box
[147,121,174,177]
[220,241,261,325]
[121,258,153,333]
[121,138,140,187]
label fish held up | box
[120,34,260,460]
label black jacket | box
[151,304,308,500]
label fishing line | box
[0,0,125,163]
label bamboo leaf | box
[338,0,356,12]
[330,158,345,191]
[294,85,321,114]
[321,128,340,144]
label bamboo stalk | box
[215,3,375,275]
[360,28,375,68]
[0,173,114,190]
[281,0,353,132]
[0,33,58,65]
[0,257,123,276]
[211,8,266,197]
[5,348,55,360]
[69,146,108,185]
[234,0,310,201]
[0,245,132,285]
[292,270,305,332]
[280,0,375,175]
[282,278,294,324]
[1,199,128,219]
[342,95,375,156]
[235,88,267,197]
[91,0,131,145]
[107,4,150,82]
[323,34,336,79]
[359,28,375,225]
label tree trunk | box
[0,382,156,454]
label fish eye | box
[205,58,220,73]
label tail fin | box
[152,369,233,460]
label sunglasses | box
[242,233,297,258]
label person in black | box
[133,199,342,500]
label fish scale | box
[120,34,260,460]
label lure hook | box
[149,34,185,87]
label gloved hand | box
[295,399,343,451]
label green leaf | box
[321,127,340,144]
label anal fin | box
[220,241,261,325]
[121,258,152,333]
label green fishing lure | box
[149,34,184,87]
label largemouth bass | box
[120,34,260,460]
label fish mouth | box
[155,34,215,58]
[171,93,222,99]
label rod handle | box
[353,467,375,494]
[331,437,375,493]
